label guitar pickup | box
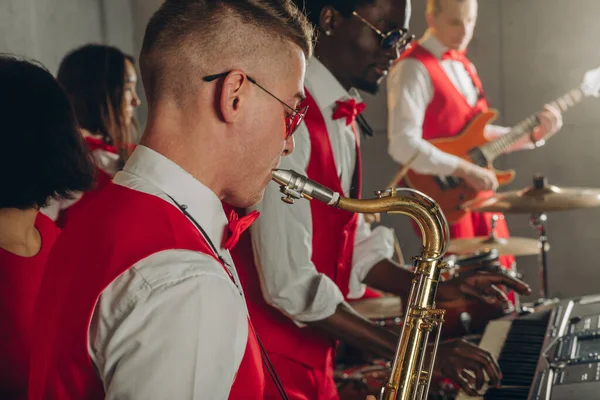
[434,176,462,190]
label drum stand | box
[528,175,551,300]
[530,211,549,299]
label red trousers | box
[264,354,339,400]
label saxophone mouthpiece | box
[271,169,340,206]
[271,169,294,187]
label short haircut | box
[295,0,376,27]
[0,55,95,210]
[57,44,137,156]
[140,0,314,105]
[427,0,468,15]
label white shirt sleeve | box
[248,123,345,323]
[89,249,248,400]
[347,214,396,299]
[387,59,461,176]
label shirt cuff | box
[430,149,461,175]
[279,273,345,326]
[388,139,461,176]
[347,226,396,299]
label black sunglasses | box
[203,71,308,140]
[352,11,414,51]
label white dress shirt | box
[387,31,532,176]
[41,146,120,221]
[87,146,249,399]
[249,58,395,324]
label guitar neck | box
[480,87,585,161]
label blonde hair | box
[426,0,468,15]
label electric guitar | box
[398,65,600,223]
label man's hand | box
[437,270,531,307]
[434,339,501,396]
[364,213,381,225]
[454,159,499,191]
[531,103,563,144]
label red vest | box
[56,136,116,228]
[56,169,110,228]
[228,90,360,369]
[400,43,488,141]
[28,183,264,399]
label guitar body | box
[403,110,516,224]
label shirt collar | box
[420,30,450,59]
[121,145,228,251]
[92,150,120,176]
[304,57,362,112]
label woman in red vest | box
[42,44,141,227]
[387,0,562,281]
[0,55,94,400]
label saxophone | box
[271,169,450,400]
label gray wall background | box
[2,0,599,301]
[0,0,162,130]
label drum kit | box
[461,174,600,299]
[335,174,600,399]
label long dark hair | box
[0,54,94,209]
[57,44,137,160]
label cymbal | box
[349,296,403,320]
[462,183,600,213]
[448,235,547,257]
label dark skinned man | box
[226,0,531,398]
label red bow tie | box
[223,209,260,250]
[85,136,118,154]
[332,98,366,126]
[442,49,467,61]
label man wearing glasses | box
[227,0,531,398]
[28,1,312,399]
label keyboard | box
[457,294,600,400]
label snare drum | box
[335,296,404,380]
[440,250,516,338]
[444,249,502,279]
[334,362,458,400]
[335,362,389,400]
[349,295,404,333]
